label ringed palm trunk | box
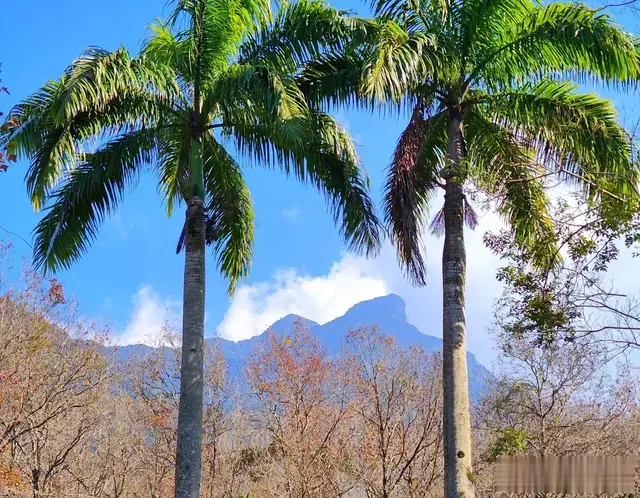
[442,107,475,498]
[175,135,206,498]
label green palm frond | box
[208,63,307,122]
[143,22,193,82]
[481,80,638,200]
[358,0,638,279]
[231,108,381,255]
[239,0,373,71]
[299,52,377,109]
[361,20,437,102]
[465,110,558,269]
[384,107,447,285]
[52,47,178,125]
[6,48,177,210]
[298,17,439,110]
[469,2,640,89]
[369,0,457,27]
[203,134,255,294]
[166,0,271,88]
[32,129,158,273]
[157,125,192,216]
[6,0,382,294]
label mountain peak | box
[343,294,407,323]
[267,314,319,333]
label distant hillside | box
[113,294,492,400]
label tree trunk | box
[175,136,206,497]
[32,468,40,498]
[441,108,475,498]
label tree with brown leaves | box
[246,323,351,498]
[341,327,443,498]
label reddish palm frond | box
[429,196,478,238]
[384,106,443,286]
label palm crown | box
[301,0,640,283]
[2,0,381,293]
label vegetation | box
[2,0,640,496]
[487,193,640,353]
[296,0,640,495]
[0,1,381,495]
[0,250,638,498]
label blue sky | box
[2,0,640,367]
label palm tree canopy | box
[299,0,640,284]
[1,0,382,294]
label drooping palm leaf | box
[202,133,255,294]
[230,107,381,255]
[384,106,446,284]
[467,2,640,90]
[32,128,158,272]
[482,80,637,200]
[3,0,381,291]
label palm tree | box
[300,2,640,497]
[1,1,381,496]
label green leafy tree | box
[301,2,640,497]
[486,193,640,351]
[1,1,381,496]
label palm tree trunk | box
[175,137,206,498]
[442,108,475,498]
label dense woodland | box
[0,240,638,498]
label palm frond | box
[298,52,377,110]
[297,17,438,110]
[208,63,307,122]
[167,0,271,89]
[156,121,192,216]
[202,133,255,295]
[32,129,158,273]
[4,48,177,210]
[429,206,445,236]
[52,47,178,125]
[470,1,640,89]
[370,0,459,29]
[143,22,193,82]
[360,19,437,102]
[231,108,382,255]
[429,198,476,236]
[481,80,638,201]
[465,109,559,269]
[239,0,373,72]
[384,107,447,285]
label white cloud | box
[281,206,300,222]
[215,193,508,366]
[113,192,507,365]
[216,255,389,341]
[115,285,181,346]
[112,193,508,369]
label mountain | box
[113,294,492,400]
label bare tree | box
[66,393,138,498]
[474,329,638,497]
[341,327,443,498]
[0,270,110,497]
[246,322,351,498]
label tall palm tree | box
[300,2,640,497]
[1,1,381,496]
